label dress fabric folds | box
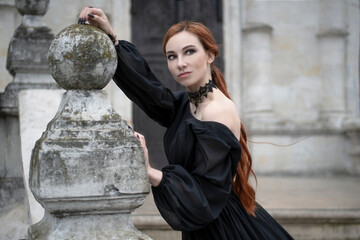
[113,40,294,240]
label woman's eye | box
[167,55,176,60]
[185,49,196,55]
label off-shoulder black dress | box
[113,40,294,240]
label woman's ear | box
[207,51,215,64]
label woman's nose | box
[177,56,187,69]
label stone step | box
[132,176,360,240]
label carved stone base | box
[28,211,152,240]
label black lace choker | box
[187,79,217,114]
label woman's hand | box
[78,7,117,44]
[134,132,163,187]
[134,131,150,170]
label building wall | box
[0,0,359,175]
[237,0,359,174]
[240,0,359,126]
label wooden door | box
[131,0,223,169]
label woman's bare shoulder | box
[202,98,240,140]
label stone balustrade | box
[0,0,57,238]
[28,23,152,239]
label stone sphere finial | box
[48,24,117,90]
[15,0,49,16]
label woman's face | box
[165,31,214,92]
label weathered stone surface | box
[30,91,149,201]
[27,96,151,238]
[29,212,151,240]
[29,91,151,239]
[2,0,57,117]
[6,0,54,77]
[6,23,54,76]
[48,24,117,90]
[28,23,151,239]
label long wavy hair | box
[162,21,257,216]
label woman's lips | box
[178,72,191,78]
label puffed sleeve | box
[152,124,241,231]
[113,40,177,127]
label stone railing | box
[28,24,152,239]
[0,0,57,238]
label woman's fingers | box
[78,7,112,34]
[78,7,91,21]
[134,132,146,147]
[88,8,106,18]
[134,132,150,168]
[134,132,148,154]
[78,7,99,23]
[86,14,101,28]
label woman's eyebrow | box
[182,44,196,50]
[166,45,197,55]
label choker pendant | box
[187,79,217,114]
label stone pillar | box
[241,0,277,131]
[3,0,57,109]
[28,24,152,239]
[0,0,57,239]
[242,23,274,129]
[317,0,348,125]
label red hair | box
[163,21,257,216]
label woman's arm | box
[79,7,178,127]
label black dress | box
[113,40,294,240]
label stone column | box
[242,22,275,130]
[28,24,152,239]
[0,0,57,239]
[241,0,277,131]
[317,0,348,125]
[3,0,57,112]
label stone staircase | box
[132,176,360,240]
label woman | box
[79,7,294,240]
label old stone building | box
[0,0,359,239]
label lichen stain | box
[49,23,117,90]
[48,55,54,63]
[101,114,113,121]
